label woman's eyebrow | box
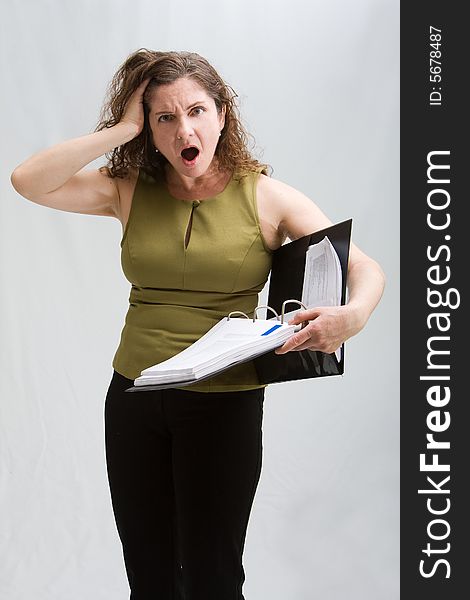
[154,101,208,115]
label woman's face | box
[147,77,225,180]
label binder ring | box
[227,311,250,320]
[252,305,280,322]
[281,300,308,325]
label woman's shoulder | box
[257,172,328,214]
[256,173,332,241]
[257,172,304,199]
[256,172,300,215]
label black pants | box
[104,371,264,600]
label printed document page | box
[301,236,343,361]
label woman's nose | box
[176,117,194,140]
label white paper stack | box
[133,317,300,387]
[301,236,343,361]
[301,236,342,309]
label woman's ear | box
[219,104,226,131]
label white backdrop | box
[1,1,399,598]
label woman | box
[11,49,385,599]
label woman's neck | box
[164,163,231,200]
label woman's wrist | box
[113,121,141,143]
[343,301,370,336]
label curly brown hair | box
[95,48,271,180]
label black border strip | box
[401,3,467,597]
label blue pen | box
[261,324,283,336]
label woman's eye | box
[158,114,173,123]
[192,107,205,116]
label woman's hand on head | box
[120,78,151,137]
[274,304,366,355]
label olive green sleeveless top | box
[112,167,272,392]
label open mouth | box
[181,146,200,164]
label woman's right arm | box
[10,78,149,218]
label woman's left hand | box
[274,305,365,355]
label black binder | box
[254,218,352,385]
[125,219,352,392]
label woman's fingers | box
[120,78,152,135]
[275,327,314,354]
[288,308,321,325]
[275,306,348,354]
